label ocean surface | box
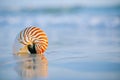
[0,7,120,80]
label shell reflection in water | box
[15,54,48,78]
[13,26,48,55]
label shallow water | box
[0,7,120,80]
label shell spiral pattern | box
[17,26,48,54]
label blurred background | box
[0,0,120,80]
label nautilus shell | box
[13,26,48,55]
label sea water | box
[0,6,120,80]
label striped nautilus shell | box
[13,26,48,55]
